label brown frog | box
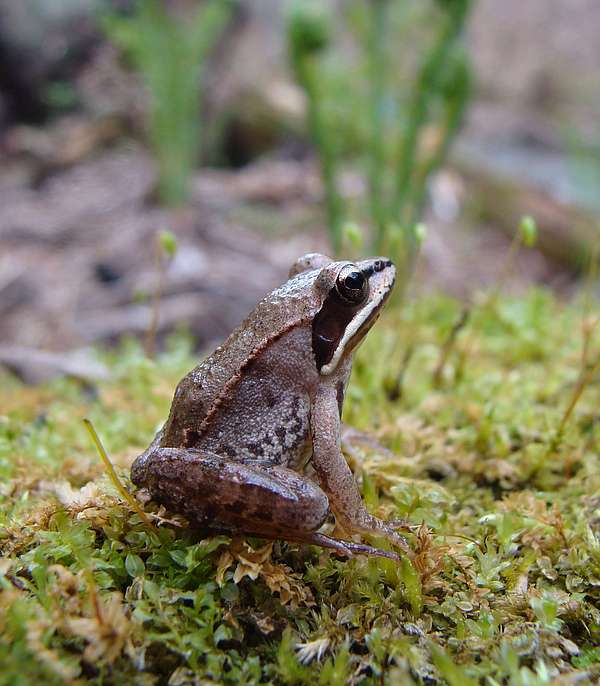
[131,253,409,560]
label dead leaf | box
[215,539,314,608]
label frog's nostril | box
[363,258,392,277]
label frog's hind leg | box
[132,447,330,536]
[132,447,400,561]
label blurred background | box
[1,0,599,381]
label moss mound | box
[2,291,600,685]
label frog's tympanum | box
[132,253,409,560]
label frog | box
[131,253,410,561]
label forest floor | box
[2,285,600,685]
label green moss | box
[2,290,600,684]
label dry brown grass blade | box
[83,418,158,535]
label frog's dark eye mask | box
[312,259,394,375]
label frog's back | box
[161,270,318,447]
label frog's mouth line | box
[320,278,393,376]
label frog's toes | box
[387,517,413,532]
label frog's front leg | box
[311,385,411,555]
[130,447,400,560]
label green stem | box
[367,0,389,253]
[407,50,471,228]
[299,56,344,254]
[392,0,471,251]
[83,419,158,534]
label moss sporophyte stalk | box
[288,0,473,270]
[102,0,232,206]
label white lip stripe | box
[320,290,386,375]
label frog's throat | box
[319,290,386,376]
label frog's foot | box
[294,531,401,562]
[211,526,402,562]
[386,517,413,532]
[335,511,412,557]
[221,526,403,562]
[370,524,411,557]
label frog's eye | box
[336,265,368,304]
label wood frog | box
[132,253,409,561]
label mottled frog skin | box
[131,253,409,560]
